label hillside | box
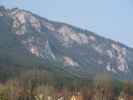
[0,6,133,80]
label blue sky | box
[1,0,133,47]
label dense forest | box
[0,68,133,100]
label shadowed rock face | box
[0,6,133,80]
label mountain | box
[0,6,133,80]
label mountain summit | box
[0,6,133,80]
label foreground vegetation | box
[0,70,133,100]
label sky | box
[0,0,133,47]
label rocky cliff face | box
[0,6,133,80]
